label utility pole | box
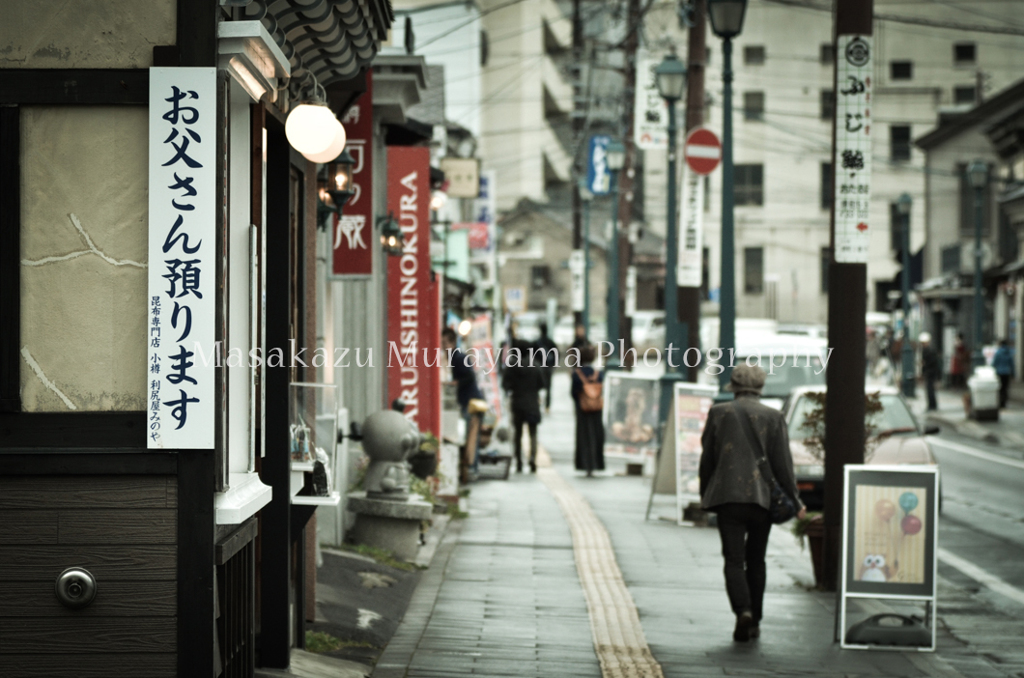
[572,0,585,331]
[824,0,872,592]
[679,0,706,382]
[615,0,643,369]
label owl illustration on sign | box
[858,554,897,582]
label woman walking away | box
[699,365,805,642]
[571,344,605,476]
[502,340,545,473]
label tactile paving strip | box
[535,447,666,678]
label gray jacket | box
[699,395,802,512]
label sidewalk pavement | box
[905,385,1024,450]
[368,372,1020,678]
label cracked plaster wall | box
[0,0,175,69]
[21,106,148,411]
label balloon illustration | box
[899,492,919,514]
[901,514,922,536]
[875,499,896,521]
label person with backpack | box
[571,344,605,476]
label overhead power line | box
[762,0,1024,36]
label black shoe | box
[516,462,523,473]
[749,625,760,639]
[529,460,537,473]
[733,611,754,642]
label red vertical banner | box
[332,72,373,276]
[387,146,441,440]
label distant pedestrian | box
[920,332,940,411]
[865,328,881,378]
[443,328,484,416]
[993,339,1014,408]
[535,322,559,414]
[950,333,969,389]
[699,364,805,642]
[571,344,605,476]
[502,340,545,473]
[570,323,588,352]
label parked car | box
[781,384,940,510]
[631,310,665,352]
[776,323,828,340]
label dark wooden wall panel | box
[0,581,176,617]
[3,653,176,678]
[0,510,58,543]
[0,617,176,653]
[59,509,177,544]
[0,476,173,508]
[0,545,177,581]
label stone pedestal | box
[347,492,433,562]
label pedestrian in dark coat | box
[699,364,805,642]
[535,322,559,413]
[920,332,940,411]
[571,344,605,476]
[502,341,545,473]
[993,339,1014,408]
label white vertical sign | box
[834,36,872,263]
[570,249,585,312]
[677,168,704,287]
[633,55,669,150]
[148,67,217,449]
[625,265,637,317]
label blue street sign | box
[586,135,612,196]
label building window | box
[530,265,551,289]
[941,244,961,274]
[744,247,764,294]
[954,42,976,64]
[890,61,913,80]
[889,202,904,252]
[820,89,835,120]
[820,43,834,65]
[743,91,764,121]
[820,247,830,294]
[954,86,976,105]
[890,125,911,162]
[744,45,766,65]
[820,162,833,210]
[735,164,763,206]
[959,162,991,237]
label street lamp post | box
[654,53,687,426]
[580,181,594,333]
[967,160,989,369]
[606,140,627,371]
[708,0,748,393]
[896,193,915,398]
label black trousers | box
[999,374,1011,408]
[925,375,938,411]
[715,503,772,623]
[512,411,537,465]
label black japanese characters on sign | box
[833,35,873,263]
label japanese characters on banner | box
[333,72,374,276]
[833,35,873,263]
[569,250,585,312]
[467,313,502,423]
[147,67,216,450]
[586,134,612,195]
[677,168,704,288]
[387,147,441,440]
[633,56,668,150]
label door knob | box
[55,567,97,609]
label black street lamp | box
[707,0,748,392]
[896,192,915,398]
[967,159,989,369]
[655,52,687,427]
[605,139,626,371]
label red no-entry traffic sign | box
[684,127,722,175]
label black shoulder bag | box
[735,404,800,524]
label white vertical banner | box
[570,249,585,312]
[147,67,217,449]
[677,168,704,287]
[625,265,637,317]
[834,36,872,263]
[633,55,669,150]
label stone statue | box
[362,410,422,500]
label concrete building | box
[642,0,1024,324]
